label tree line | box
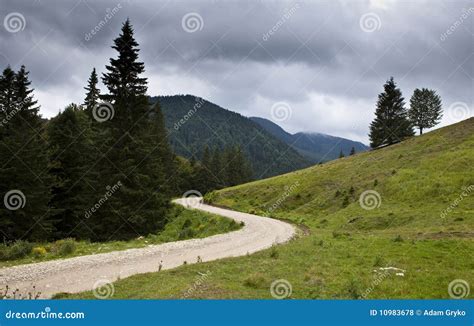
[369,77,443,148]
[0,19,252,243]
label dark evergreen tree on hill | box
[409,88,443,135]
[0,66,16,120]
[101,18,147,103]
[195,146,214,193]
[48,104,97,239]
[339,150,345,158]
[83,68,100,115]
[224,146,252,186]
[0,66,53,241]
[349,147,356,155]
[93,19,173,240]
[369,77,414,148]
[210,148,224,188]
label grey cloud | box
[0,0,472,142]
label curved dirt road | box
[0,198,295,298]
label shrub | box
[349,186,355,196]
[373,255,385,267]
[203,191,217,203]
[269,246,279,259]
[393,235,404,242]
[51,238,76,256]
[243,273,266,288]
[178,228,195,240]
[6,241,34,260]
[345,279,361,299]
[342,195,350,208]
[32,246,47,258]
[182,218,192,229]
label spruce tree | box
[408,88,443,135]
[48,104,97,239]
[349,147,356,155]
[83,68,100,115]
[0,66,16,124]
[0,66,53,241]
[339,150,345,158]
[102,18,147,103]
[369,77,414,148]
[210,148,223,189]
[95,19,172,240]
[195,146,213,193]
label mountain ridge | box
[250,116,369,163]
[151,95,311,179]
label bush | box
[345,279,361,299]
[243,273,266,288]
[373,255,385,267]
[393,235,404,242]
[0,241,34,261]
[342,195,350,208]
[178,228,195,240]
[203,191,217,203]
[8,240,34,260]
[269,246,279,259]
[51,238,76,256]
[32,246,47,258]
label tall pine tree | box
[94,19,173,240]
[102,19,147,104]
[369,77,414,148]
[48,104,97,239]
[83,68,100,115]
[0,66,53,241]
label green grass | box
[0,205,241,268]
[64,118,474,299]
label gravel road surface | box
[0,198,295,298]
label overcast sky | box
[1,0,472,143]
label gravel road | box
[0,198,295,298]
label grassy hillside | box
[151,95,310,178]
[67,119,473,299]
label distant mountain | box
[250,117,369,163]
[151,95,310,179]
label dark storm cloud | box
[0,0,472,142]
